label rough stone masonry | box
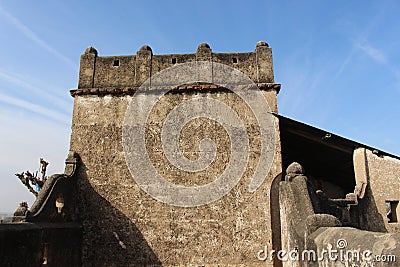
[70,42,282,266]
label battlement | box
[77,41,275,90]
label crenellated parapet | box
[77,41,276,91]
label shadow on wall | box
[270,173,283,267]
[0,223,82,267]
[354,153,387,233]
[76,162,162,266]
[358,184,388,232]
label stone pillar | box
[196,43,212,82]
[78,46,97,88]
[135,45,153,86]
[256,41,274,83]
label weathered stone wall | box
[365,149,400,233]
[70,90,281,266]
[78,42,274,89]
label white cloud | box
[0,5,78,70]
[355,42,387,64]
[0,4,75,213]
[0,69,72,113]
[0,92,70,124]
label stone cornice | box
[70,83,281,97]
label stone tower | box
[70,42,282,266]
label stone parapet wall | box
[78,42,274,89]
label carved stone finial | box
[285,162,305,181]
[196,43,212,61]
[84,46,98,56]
[64,151,79,176]
[196,43,211,54]
[13,202,28,216]
[197,43,210,49]
[139,45,152,53]
[256,40,269,47]
[12,202,28,222]
[286,162,305,175]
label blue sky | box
[1,1,399,212]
